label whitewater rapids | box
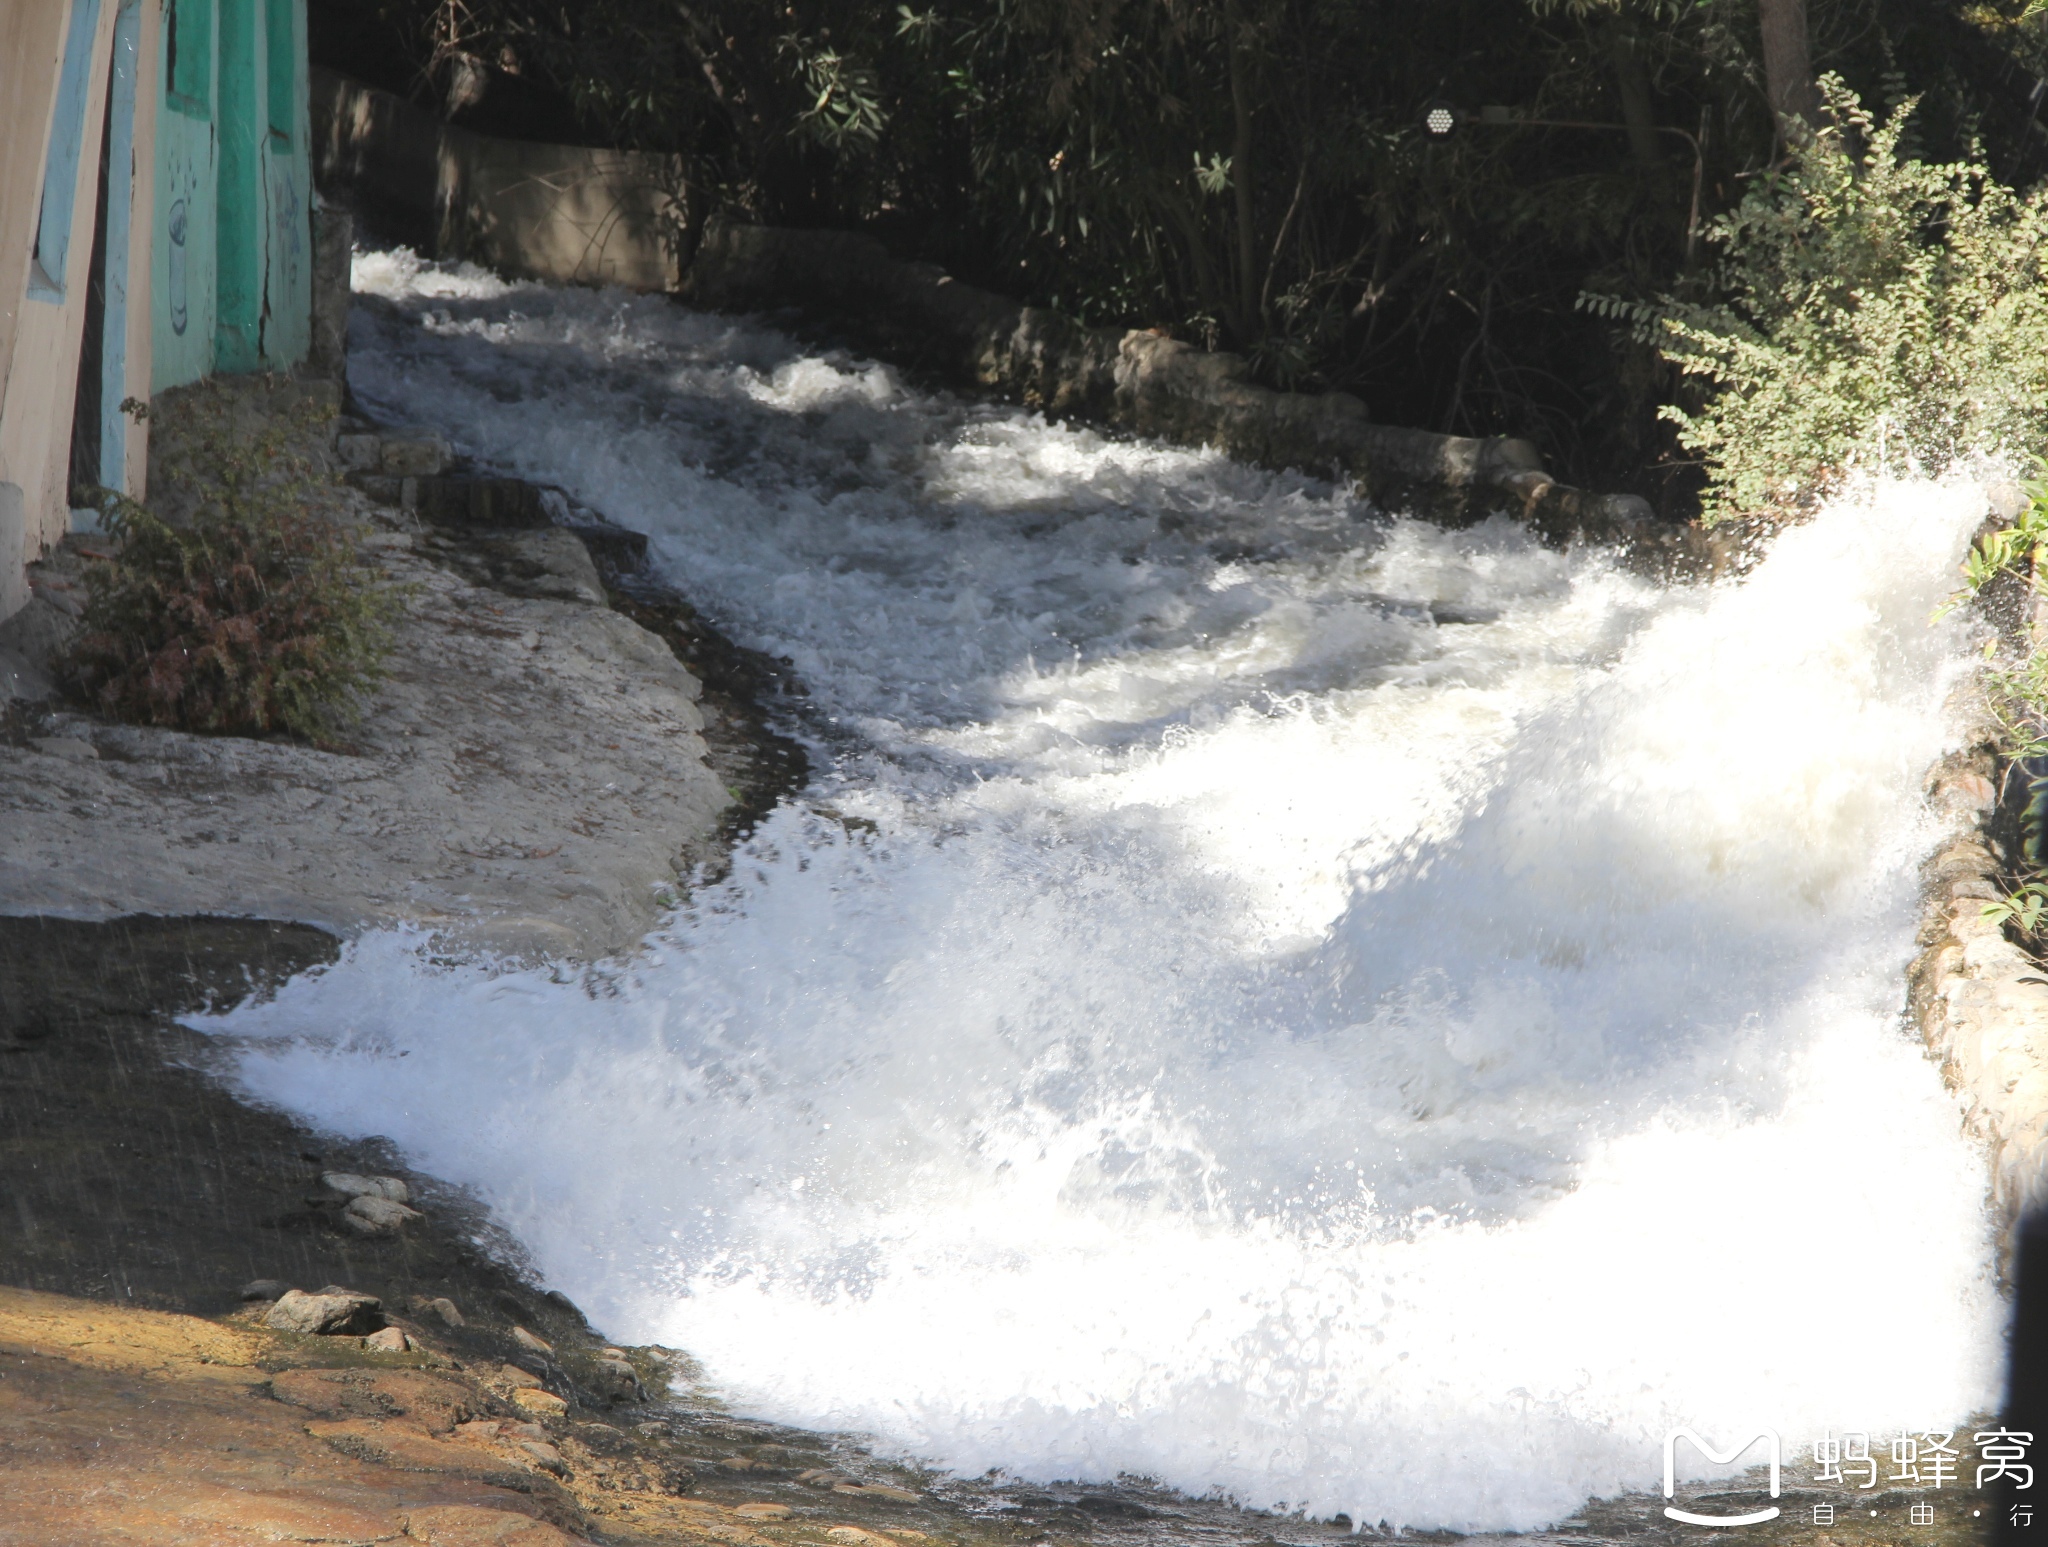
[202,250,2002,1530]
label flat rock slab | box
[0,502,732,961]
[0,1286,950,1547]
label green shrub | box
[64,390,396,744]
[1584,77,2048,524]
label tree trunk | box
[1606,20,1661,170]
[1757,0,1823,141]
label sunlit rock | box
[341,1194,424,1236]
[263,1287,384,1336]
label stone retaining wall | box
[311,68,680,292]
[1911,734,2048,1240]
[1911,546,2048,1245]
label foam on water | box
[204,250,2002,1528]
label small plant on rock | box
[63,387,397,743]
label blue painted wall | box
[30,0,105,301]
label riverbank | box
[0,371,801,961]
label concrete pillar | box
[306,191,351,381]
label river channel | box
[198,249,2001,1536]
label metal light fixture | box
[1421,99,1460,140]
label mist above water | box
[203,250,2000,1530]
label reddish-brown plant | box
[64,394,395,743]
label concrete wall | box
[310,68,680,292]
[0,0,120,620]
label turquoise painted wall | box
[152,0,309,391]
[259,0,310,369]
[152,0,218,391]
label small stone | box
[322,1171,412,1203]
[362,1326,410,1353]
[263,1287,384,1336]
[510,1387,569,1418]
[634,1421,671,1440]
[510,1325,554,1355]
[239,1279,289,1302]
[341,1194,424,1236]
[799,1469,852,1486]
[719,1456,758,1471]
[735,1504,792,1521]
[506,1421,548,1442]
[420,1296,465,1328]
[29,736,97,761]
[518,1439,568,1474]
[455,1420,505,1442]
[498,1362,543,1390]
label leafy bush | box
[1584,77,2048,523]
[64,389,396,743]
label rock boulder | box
[264,1287,385,1336]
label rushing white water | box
[204,249,2002,1531]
